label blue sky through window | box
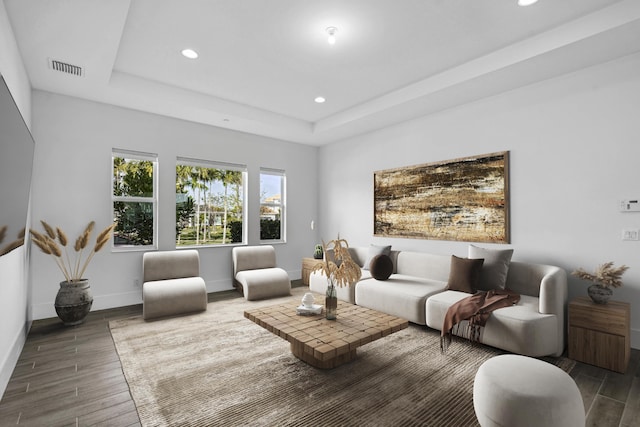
[260,173,282,202]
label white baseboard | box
[631,328,640,350]
[30,290,144,320]
[289,269,302,281]
[29,273,301,321]
[0,320,31,399]
[31,278,238,320]
[206,278,234,293]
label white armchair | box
[142,250,208,320]
[232,245,291,300]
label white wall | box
[0,1,30,126]
[29,91,319,319]
[0,0,32,398]
[0,248,29,397]
[318,53,640,348]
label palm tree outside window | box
[175,157,247,246]
[112,149,158,250]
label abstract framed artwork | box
[374,151,510,243]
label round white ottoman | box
[473,354,584,427]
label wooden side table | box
[301,257,320,286]
[568,297,630,373]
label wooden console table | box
[568,297,630,373]
[301,257,319,286]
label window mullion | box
[113,196,155,203]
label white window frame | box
[259,168,286,243]
[175,157,247,248]
[111,149,158,251]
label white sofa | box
[309,246,568,357]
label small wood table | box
[244,296,408,369]
[301,257,319,286]
[568,297,630,373]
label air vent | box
[49,59,83,77]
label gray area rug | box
[109,288,574,427]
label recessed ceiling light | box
[314,96,326,103]
[326,27,338,45]
[181,48,199,59]
[518,0,539,6]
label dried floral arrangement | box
[572,262,629,289]
[30,221,116,283]
[312,238,362,287]
[0,225,26,256]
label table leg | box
[291,343,357,369]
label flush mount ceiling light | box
[326,27,338,45]
[314,96,326,103]
[518,0,539,6]
[181,48,199,59]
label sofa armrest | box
[539,266,568,356]
[538,266,568,316]
[309,270,358,304]
[507,262,568,356]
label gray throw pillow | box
[468,244,514,291]
[363,244,392,270]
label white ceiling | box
[4,0,640,145]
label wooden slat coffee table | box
[244,296,408,369]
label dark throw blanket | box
[440,289,521,353]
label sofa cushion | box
[143,277,207,320]
[446,255,484,293]
[468,245,513,291]
[370,254,393,280]
[362,244,392,270]
[356,275,447,325]
[395,251,451,282]
[309,269,370,304]
[426,291,558,357]
[235,267,291,301]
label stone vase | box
[587,284,613,304]
[55,279,93,325]
[325,284,337,320]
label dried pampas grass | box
[30,221,116,283]
[572,262,629,289]
[0,226,26,256]
[312,237,362,288]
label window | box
[176,158,246,247]
[260,168,285,242]
[112,149,157,249]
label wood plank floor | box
[1,287,639,426]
